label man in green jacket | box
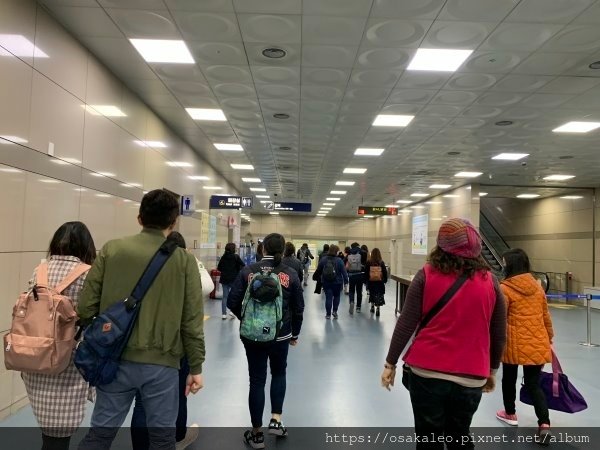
[77,189,205,449]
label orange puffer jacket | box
[501,273,554,365]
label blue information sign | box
[264,201,311,212]
[181,195,194,216]
[210,195,254,209]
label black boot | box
[42,434,71,450]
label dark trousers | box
[42,435,70,450]
[502,363,550,425]
[243,339,290,428]
[130,358,190,449]
[409,373,482,450]
[348,274,364,307]
[323,283,342,315]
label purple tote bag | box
[520,348,587,413]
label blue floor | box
[2,279,599,431]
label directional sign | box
[210,195,242,209]
[263,202,311,212]
[357,206,398,216]
[264,201,274,210]
[181,195,194,216]
[241,197,253,208]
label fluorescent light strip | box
[396,200,412,204]
[203,186,222,190]
[407,48,473,72]
[336,181,355,186]
[242,178,261,183]
[355,148,384,156]
[214,143,243,151]
[327,197,340,201]
[543,174,575,181]
[443,194,460,198]
[321,207,332,211]
[492,153,529,161]
[269,212,279,215]
[373,114,414,127]
[411,193,428,197]
[331,191,347,194]
[129,39,194,64]
[186,108,226,121]
[188,176,210,181]
[343,168,367,174]
[455,171,482,178]
[250,187,266,192]
[231,164,254,170]
[323,203,336,206]
[553,121,600,133]
[479,192,488,197]
[429,184,451,189]
[561,196,583,200]
[517,194,540,199]
[166,161,193,167]
[256,195,270,199]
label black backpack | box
[322,257,337,282]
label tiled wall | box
[481,192,596,295]
[0,0,237,418]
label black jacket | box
[282,255,303,282]
[217,251,245,284]
[227,256,305,341]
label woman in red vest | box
[380,218,507,449]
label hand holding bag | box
[519,348,587,413]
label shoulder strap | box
[126,238,179,309]
[54,264,91,293]
[416,272,468,336]
[36,262,49,286]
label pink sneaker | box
[496,410,518,426]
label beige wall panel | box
[0,53,33,144]
[79,189,118,248]
[0,253,22,332]
[0,168,27,252]
[0,0,37,65]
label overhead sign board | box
[264,201,312,212]
[181,195,194,216]
[357,206,398,216]
[210,195,254,209]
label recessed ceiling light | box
[186,108,227,121]
[492,153,529,161]
[553,121,600,133]
[321,207,332,210]
[323,203,336,206]
[429,184,451,189]
[269,212,280,215]
[189,175,210,181]
[355,148,384,156]
[373,114,414,127]
[203,186,222,190]
[259,200,270,203]
[273,113,290,119]
[443,194,460,198]
[262,47,286,59]
[517,194,540,199]
[543,174,575,181]
[343,168,367,174]
[336,181,355,186]
[129,39,194,64]
[316,213,327,217]
[83,105,127,117]
[242,178,261,183]
[479,192,488,197]
[495,120,514,126]
[561,195,583,199]
[455,171,483,178]
[396,200,412,204]
[411,193,428,197]
[250,187,266,192]
[214,143,243,151]
[407,48,473,72]
[134,140,167,148]
[331,190,347,194]
[363,215,375,218]
[231,164,254,170]
[256,195,270,199]
[0,34,48,58]
[327,197,340,201]
[166,161,193,167]
[0,135,28,144]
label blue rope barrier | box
[546,294,600,300]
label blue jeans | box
[243,339,290,428]
[78,361,178,450]
[130,358,190,449]
[323,283,342,315]
[348,274,364,307]
[222,283,231,315]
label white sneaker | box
[176,424,200,450]
[222,314,227,320]
[228,311,236,319]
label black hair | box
[502,248,531,278]
[225,242,236,253]
[48,221,96,265]
[256,242,263,256]
[351,242,360,248]
[361,244,368,252]
[322,244,330,252]
[263,233,285,266]
[167,231,186,249]
[328,244,339,256]
[284,241,295,257]
[344,246,351,254]
[139,189,179,230]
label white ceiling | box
[39,0,600,216]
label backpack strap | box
[54,264,91,294]
[36,262,49,287]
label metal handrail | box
[480,212,511,250]
[480,232,503,268]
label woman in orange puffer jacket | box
[496,248,554,441]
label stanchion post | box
[579,294,599,347]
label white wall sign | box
[412,214,429,255]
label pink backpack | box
[4,262,90,375]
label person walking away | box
[256,242,263,262]
[77,189,205,449]
[361,245,369,300]
[380,218,506,450]
[19,222,96,450]
[296,243,314,286]
[282,242,303,284]
[217,242,245,319]
[227,233,304,449]
[346,242,365,314]
[130,231,206,450]
[365,248,388,317]
[316,245,348,319]
[313,244,329,294]
[496,248,554,444]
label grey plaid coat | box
[21,255,95,437]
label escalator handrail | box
[480,232,504,269]
[480,212,511,251]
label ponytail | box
[262,233,286,267]
[273,252,283,267]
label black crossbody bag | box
[401,272,468,390]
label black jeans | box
[130,358,190,449]
[502,363,550,425]
[409,372,482,450]
[243,339,290,428]
[348,274,364,307]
